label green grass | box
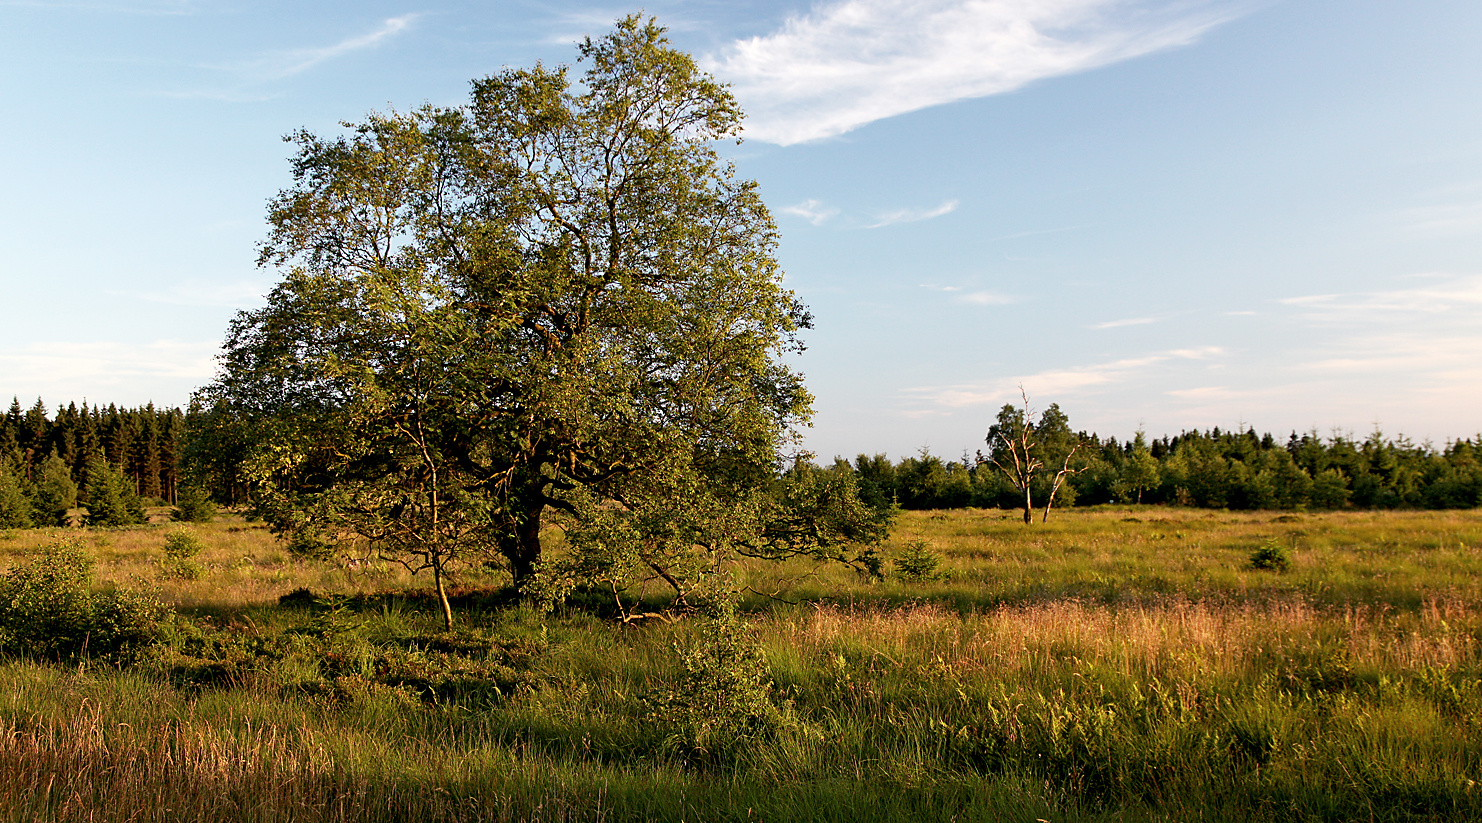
[1,507,1481,821]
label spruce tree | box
[0,462,33,528]
[83,457,145,527]
[32,450,78,527]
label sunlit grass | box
[2,506,1481,821]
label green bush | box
[1249,539,1291,572]
[644,603,799,761]
[172,486,217,523]
[894,539,944,582]
[0,539,169,663]
[159,530,205,580]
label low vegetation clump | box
[893,538,945,582]
[0,539,167,664]
[1249,538,1292,572]
[158,530,205,580]
[0,508,1479,821]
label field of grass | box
[1,506,1480,821]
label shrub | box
[0,539,169,663]
[895,539,944,582]
[159,530,205,580]
[1249,539,1291,572]
[644,603,798,761]
[172,486,217,523]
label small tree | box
[977,388,1086,524]
[1121,430,1161,504]
[32,450,77,527]
[83,457,145,527]
[172,485,217,523]
[0,461,33,529]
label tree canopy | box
[191,16,823,624]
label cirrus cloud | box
[708,0,1242,145]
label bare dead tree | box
[980,388,1039,524]
[978,387,1087,525]
[1041,443,1089,523]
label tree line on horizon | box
[0,397,187,528]
[2,395,1480,529]
[854,421,1482,513]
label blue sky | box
[3,0,1481,460]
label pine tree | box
[0,415,20,471]
[20,398,47,464]
[83,457,145,527]
[136,406,162,500]
[32,450,78,527]
[0,461,33,528]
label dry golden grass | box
[0,512,456,610]
[2,506,1480,822]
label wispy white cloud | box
[708,0,1242,145]
[241,15,419,81]
[0,340,219,399]
[781,198,840,225]
[867,199,959,228]
[1165,385,1234,400]
[1279,273,1482,324]
[1266,274,1482,421]
[1090,316,1158,329]
[959,290,1016,305]
[1397,200,1482,237]
[1293,333,1482,379]
[1392,181,1482,237]
[905,345,1224,408]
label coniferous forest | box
[861,425,1482,513]
[2,395,1479,527]
[0,398,185,528]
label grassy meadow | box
[1,506,1480,821]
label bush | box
[0,539,169,663]
[1249,539,1291,572]
[172,486,217,523]
[644,603,799,761]
[895,539,944,582]
[159,530,205,580]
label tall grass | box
[0,507,1479,821]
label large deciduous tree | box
[192,16,821,626]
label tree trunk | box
[506,505,545,589]
[1022,483,1033,524]
[432,553,454,630]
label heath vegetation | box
[0,507,1478,822]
